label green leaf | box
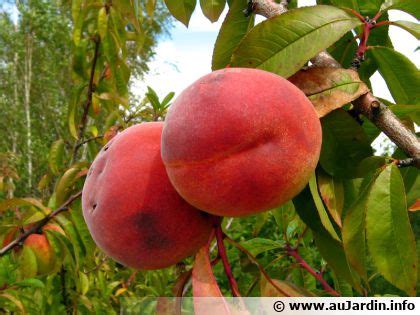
[366,164,417,296]
[230,5,361,77]
[381,0,420,19]
[390,105,420,125]
[342,173,377,281]
[48,139,65,175]
[18,246,38,278]
[164,0,197,27]
[79,271,90,295]
[327,31,358,68]
[317,170,344,227]
[370,46,420,104]
[212,0,254,70]
[161,92,175,109]
[200,0,226,23]
[55,167,85,206]
[14,278,45,289]
[309,174,340,241]
[320,109,372,178]
[240,238,285,256]
[391,21,420,40]
[97,7,109,40]
[0,198,47,214]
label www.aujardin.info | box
[279,299,416,312]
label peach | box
[82,122,214,270]
[161,68,322,217]
[23,224,64,275]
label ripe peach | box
[161,68,322,217]
[82,122,214,270]
[23,224,64,275]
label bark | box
[24,32,33,189]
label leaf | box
[164,0,197,27]
[212,0,254,70]
[48,139,65,175]
[18,246,38,278]
[97,7,108,39]
[55,167,87,206]
[79,271,90,295]
[0,198,48,214]
[192,246,224,297]
[370,46,420,105]
[272,200,295,235]
[309,174,340,241]
[320,109,372,178]
[192,246,232,314]
[391,21,420,40]
[260,277,314,297]
[317,170,344,227]
[240,238,284,257]
[342,173,377,281]
[289,67,369,117]
[380,0,420,19]
[328,31,358,68]
[200,0,226,23]
[366,164,417,296]
[230,5,362,78]
[14,278,45,289]
[409,199,420,211]
[390,105,420,125]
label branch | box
[215,225,241,297]
[71,36,101,163]
[286,245,340,296]
[74,135,104,151]
[0,191,82,256]
[250,0,420,168]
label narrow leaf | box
[317,170,344,227]
[164,0,197,27]
[48,139,65,175]
[212,0,254,70]
[230,5,361,77]
[240,238,284,257]
[370,46,420,104]
[309,174,340,241]
[200,0,226,23]
[391,21,420,40]
[381,0,419,19]
[366,164,417,296]
[289,67,369,117]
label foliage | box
[0,0,419,313]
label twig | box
[0,191,82,256]
[74,135,104,151]
[215,225,241,297]
[285,245,340,296]
[224,234,291,297]
[250,0,420,168]
[123,270,138,289]
[71,36,101,164]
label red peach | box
[23,223,64,275]
[161,68,322,217]
[82,122,214,270]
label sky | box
[134,0,419,104]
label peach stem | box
[215,225,241,297]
